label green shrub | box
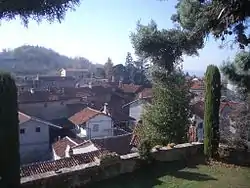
[138,139,153,162]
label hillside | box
[0,45,101,75]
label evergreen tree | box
[104,57,114,81]
[0,73,20,188]
[142,69,191,145]
[204,65,221,158]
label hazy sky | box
[0,0,239,71]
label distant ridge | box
[0,45,102,76]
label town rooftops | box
[68,107,110,125]
[52,136,101,158]
[36,76,75,81]
[119,83,143,94]
[61,68,89,72]
[20,149,109,177]
[191,100,243,119]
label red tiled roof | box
[68,107,108,125]
[20,149,109,177]
[119,84,143,94]
[191,100,241,119]
[190,81,205,90]
[137,88,152,99]
[18,112,31,124]
[52,136,83,158]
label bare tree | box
[220,103,250,150]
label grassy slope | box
[86,160,250,188]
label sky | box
[0,0,240,72]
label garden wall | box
[21,142,203,188]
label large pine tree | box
[0,73,20,188]
[204,65,221,158]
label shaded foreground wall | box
[21,143,203,188]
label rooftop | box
[69,107,109,125]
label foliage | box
[138,139,153,161]
[99,152,120,165]
[0,0,80,25]
[221,51,250,94]
[172,0,250,49]
[204,65,221,158]
[0,45,95,75]
[0,73,20,188]
[142,70,191,145]
[130,20,204,73]
[104,57,114,81]
[94,67,106,78]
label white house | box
[52,136,100,160]
[59,68,89,79]
[19,112,62,164]
[68,107,114,139]
[122,97,151,123]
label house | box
[59,68,90,79]
[19,112,62,164]
[34,75,76,90]
[52,136,103,160]
[122,95,152,123]
[68,107,114,139]
[190,100,241,130]
[18,90,89,121]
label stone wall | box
[21,143,203,188]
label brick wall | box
[21,143,203,188]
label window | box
[20,128,25,134]
[92,124,99,132]
[35,127,41,133]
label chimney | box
[57,136,61,141]
[88,82,92,89]
[30,88,35,94]
[111,76,115,82]
[119,80,122,88]
[139,92,143,99]
[102,103,108,114]
[65,145,71,158]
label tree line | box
[95,52,150,85]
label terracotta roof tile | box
[119,84,143,94]
[68,107,107,125]
[52,136,82,158]
[190,81,205,90]
[137,88,152,99]
[20,149,109,177]
[191,100,241,119]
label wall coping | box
[21,142,203,184]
